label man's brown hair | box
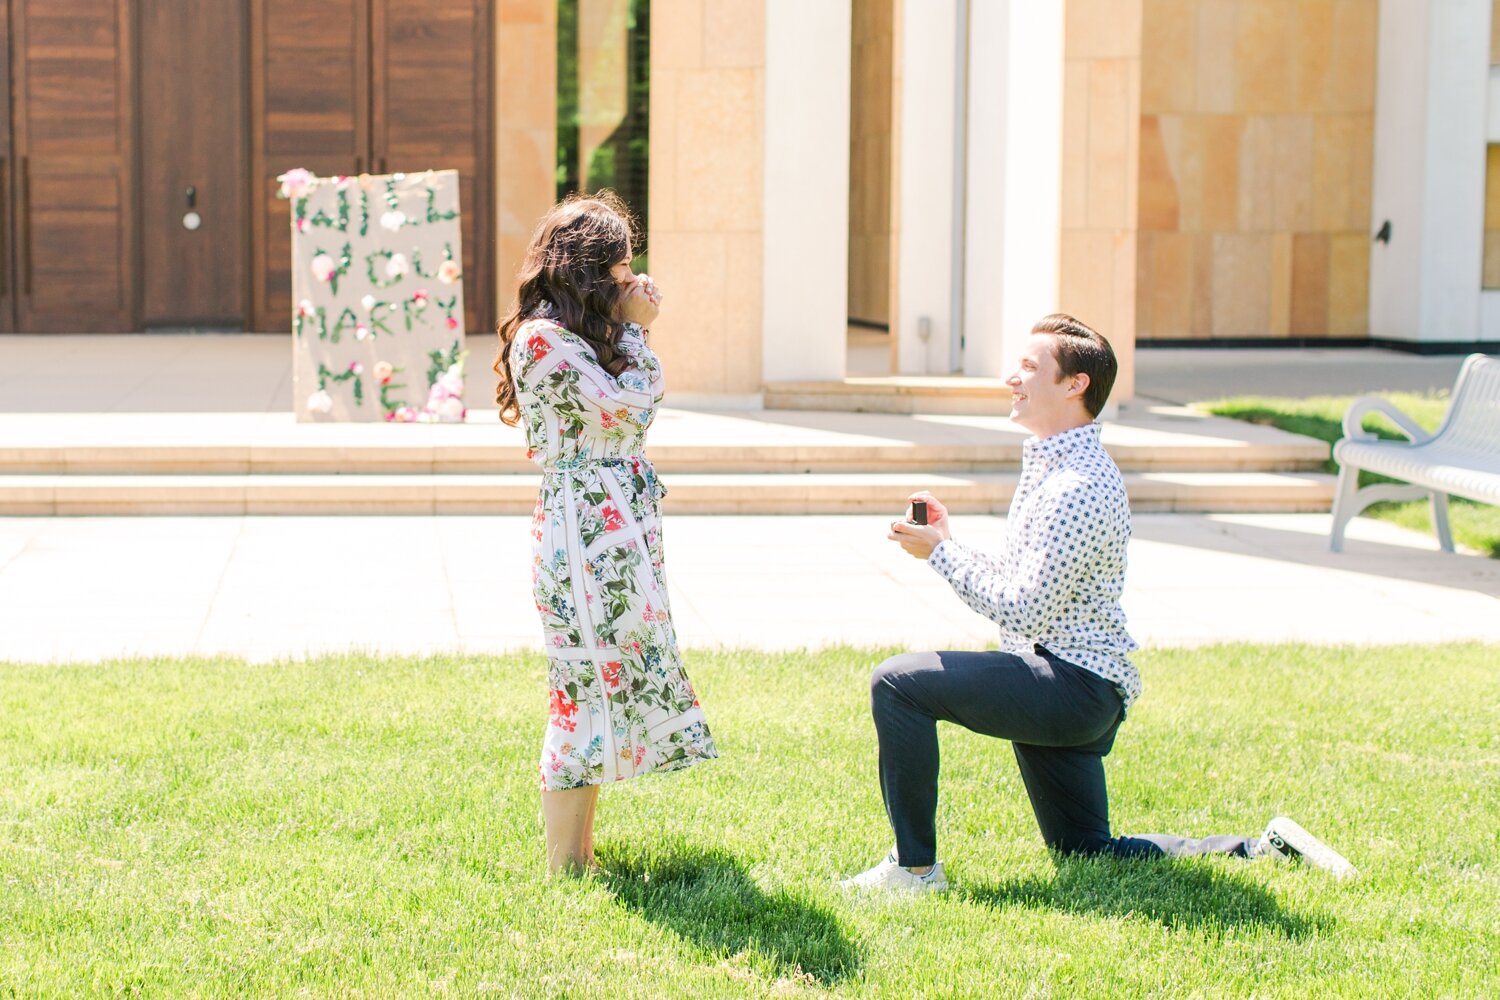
[1031,313,1117,418]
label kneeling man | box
[841,313,1353,893]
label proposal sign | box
[281,168,468,423]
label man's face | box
[1006,333,1082,433]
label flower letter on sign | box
[282,169,467,423]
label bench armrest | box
[1341,395,1432,444]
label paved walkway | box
[1,334,1496,662]
[1,511,1496,664]
[1135,346,1472,403]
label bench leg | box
[1329,463,1360,553]
[1430,491,1454,553]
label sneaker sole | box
[1270,817,1357,879]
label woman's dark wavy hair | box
[493,190,639,426]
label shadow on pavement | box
[1131,513,1500,592]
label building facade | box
[0,0,1496,406]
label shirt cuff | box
[927,538,957,574]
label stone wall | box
[1136,0,1378,340]
[647,0,765,394]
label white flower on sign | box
[311,254,336,282]
[306,390,334,414]
[380,210,407,232]
[278,167,314,199]
[361,294,376,313]
[355,323,371,341]
[384,253,409,279]
[437,259,462,285]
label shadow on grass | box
[961,855,1329,938]
[596,842,860,985]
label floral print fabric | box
[510,303,718,790]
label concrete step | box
[0,428,1328,475]
[764,376,1012,415]
[0,471,1337,516]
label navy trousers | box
[870,647,1256,867]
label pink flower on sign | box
[296,299,314,317]
[373,361,394,384]
[437,259,462,285]
[278,167,314,199]
[437,369,463,397]
[394,406,417,423]
[310,254,336,282]
[413,289,430,304]
[354,323,370,341]
[348,361,364,375]
[294,218,308,233]
[445,316,459,330]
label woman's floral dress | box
[510,302,718,791]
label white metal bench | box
[1330,353,1500,553]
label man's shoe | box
[1255,816,1357,879]
[839,851,948,894]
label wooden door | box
[0,2,14,332]
[138,0,250,327]
[10,0,135,332]
[249,0,369,331]
[371,0,492,334]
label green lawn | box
[2,647,1497,997]
[1199,392,1500,557]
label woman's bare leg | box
[582,787,599,868]
[541,785,600,874]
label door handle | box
[20,156,30,297]
[0,158,7,299]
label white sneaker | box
[1255,816,1357,879]
[839,851,948,894]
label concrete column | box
[963,0,1064,379]
[646,0,765,398]
[1370,0,1493,343]
[762,0,851,382]
[890,0,959,374]
[495,0,558,309]
[1057,0,1141,403]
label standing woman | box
[494,192,718,874]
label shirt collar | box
[1022,421,1102,464]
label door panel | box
[11,0,134,332]
[0,3,14,332]
[371,0,492,333]
[250,0,368,331]
[139,0,249,327]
